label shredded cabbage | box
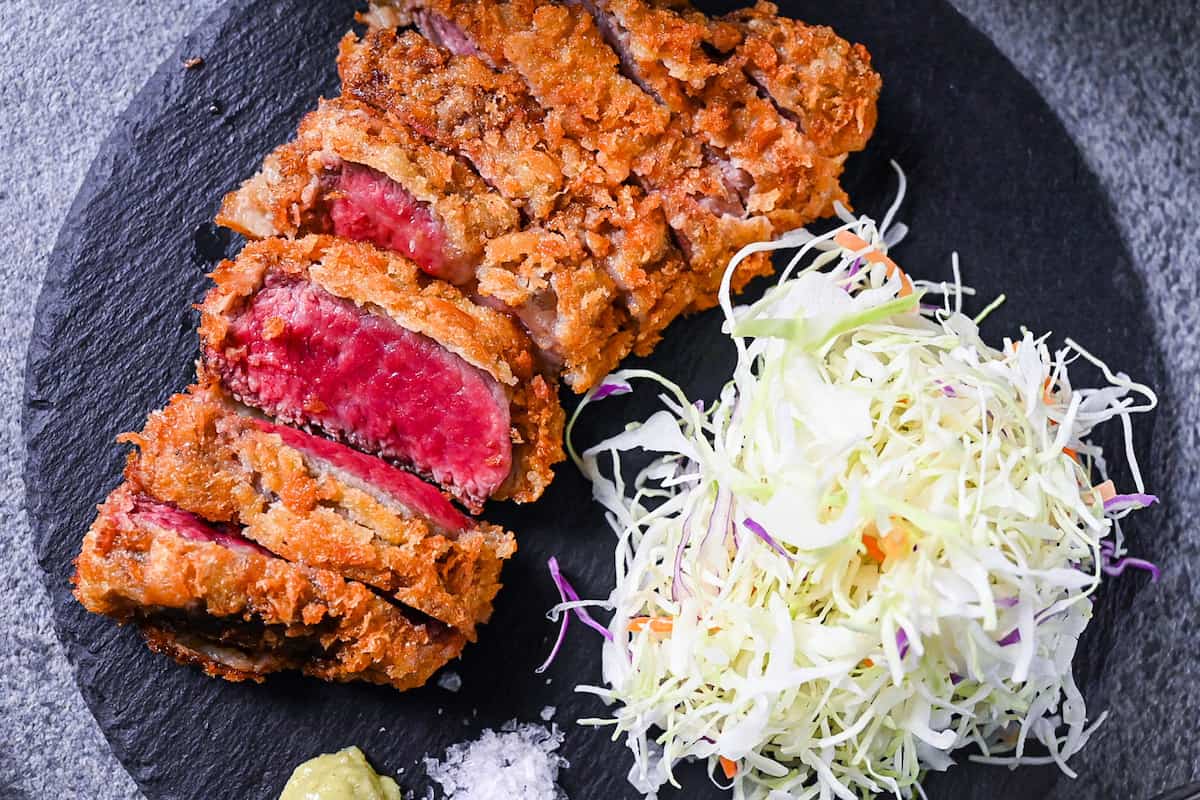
[563,164,1159,799]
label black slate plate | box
[24,1,1163,798]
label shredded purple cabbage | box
[742,517,793,560]
[537,557,614,673]
[592,380,632,401]
[896,628,910,659]
[1102,557,1161,581]
[949,672,964,685]
[701,488,733,553]
[940,382,958,398]
[996,596,1019,608]
[997,628,1022,647]
[550,557,614,641]
[671,510,694,602]
[1103,493,1159,512]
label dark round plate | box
[24,1,1163,798]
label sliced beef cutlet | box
[567,0,862,232]
[198,235,564,509]
[716,2,881,159]
[217,97,521,286]
[216,97,687,391]
[121,381,514,638]
[74,484,467,689]
[348,11,772,306]
[337,30,700,377]
[363,0,880,304]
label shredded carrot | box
[835,231,914,297]
[1063,447,1079,462]
[628,616,674,633]
[881,518,912,560]
[1093,480,1116,502]
[862,531,886,562]
[1042,377,1055,405]
[864,519,912,563]
[719,756,738,779]
[859,658,875,668]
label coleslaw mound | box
[563,167,1159,799]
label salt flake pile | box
[559,165,1159,799]
[424,721,568,800]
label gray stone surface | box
[0,1,1194,799]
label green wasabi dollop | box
[279,746,402,800]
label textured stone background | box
[0,1,1195,798]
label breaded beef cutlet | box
[218,99,690,391]
[198,235,564,510]
[217,97,521,285]
[121,381,515,638]
[361,0,880,302]
[336,29,704,381]
[339,24,771,310]
[74,484,468,689]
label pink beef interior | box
[253,418,469,533]
[130,495,270,556]
[212,275,512,506]
[329,162,472,284]
[415,11,481,59]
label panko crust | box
[198,235,564,502]
[338,28,589,221]
[379,0,672,186]
[121,382,515,637]
[74,484,466,690]
[587,0,852,230]
[340,20,758,363]
[720,2,882,157]
[216,97,521,268]
[479,222,633,393]
[361,1,796,306]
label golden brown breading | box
[358,2,777,304]
[720,2,881,158]
[581,0,852,230]
[339,29,713,385]
[546,188,694,357]
[74,484,467,689]
[198,235,565,502]
[338,29,589,221]
[120,382,515,638]
[216,97,521,269]
[379,0,672,186]
[479,220,632,392]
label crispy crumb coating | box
[720,2,881,158]
[198,235,564,503]
[216,97,521,266]
[382,0,672,186]
[479,219,633,392]
[339,28,709,386]
[366,1,774,305]
[120,382,515,637]
[74,484,467,689]
[582,0,852,229]
[339,28,588,221]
